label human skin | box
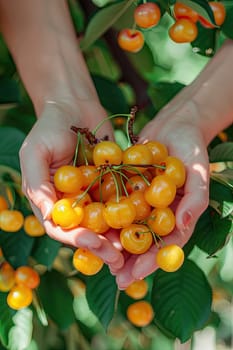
[114,39,233,289]
[0,0,123,270]
[0,1,232,288]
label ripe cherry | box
[129,191,151,221]
[169,18,198,43]
[0,196,8,212]
[73,248,104,276]
[125,174,149,194]
[147,207,175,236]
[93,141,123,166]
[122,144,153,173]
[173,2,199,23]
[103,196,136,229]
[145,141,168,164]
[51,198,84,229]
[156,156,186,188]
[0,262,15,292]
[7,284,33,310]
[0,209,24,232]
[134,2,161,29]
[144,174,176,208]
[24,215,46,237]
[90,172,123,203]
[79,165,100,191]
[15,266,40,289]
[199,2,226,28]
[54,165,84,194]
[117,29,145,53]
[156,244,184,272]
[125,279,148,300]
[126,300,154,327]
[120,223,153,254]
[81,202,109,234]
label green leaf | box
[210,169,233,190]
[0,231,34,269]
[37,270,76,330]
[8,308,33,350]
[151,259,212,343]
[148,81,185,111]
[178,0,215,23]
[0,78,20,104]
[221,200,233,218]
[80,0,135,51]
[209,142,233,162]
[210,179,233,203]
[31,235,62,268]
[222,3,233,39]
[92,74,129,114]
[184,207,233,256]
[86,265,118,330]
[0,127,25,171]
[191,22,216,57]
[0,292,16,347]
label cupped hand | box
[114,102,210,289]
[19,100,124,270]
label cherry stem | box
[70,126,98,145]
[91,113,131,136]
[126,106,139,146]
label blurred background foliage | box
[0,0,233,349]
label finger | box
[20,142,57,219]
[44,220,102,249]
[91,235,124,269]
[104,229,123,251]
[115,255,138,290]
[175,159,209,233]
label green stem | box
[92,113,131,136]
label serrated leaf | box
[0,292,16,347]
[0,127,25,171]
[151,259,212,343]
[184,207,233,256]
[37,270,75,330]
[179,0,215,23]
[31,235,62,268]
[148,81,185,111]
[210,178,233,203]
[0,231,34,269]
[92,74,129,114]
[209,142,233,162]
[85,265,117,330]
[80,0,135,51]
[8,308,33,350]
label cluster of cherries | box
[0,195,44,310]
[117,1,226,52]
[0,194,46,237]
[0,249,40,310]
[51,110,186,277]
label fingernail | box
[182,210,193,230]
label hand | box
[19,100,124,271]
[114,101,210,289]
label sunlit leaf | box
[0,292,15,347]
[151,259,212,343]
[86,265,118,330]
[184,207,233,256]
[80,0,135,51]
[209,142,233,162]
[8,308,33,350]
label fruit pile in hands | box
[51,108,186,276]
[117,1,226,52]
